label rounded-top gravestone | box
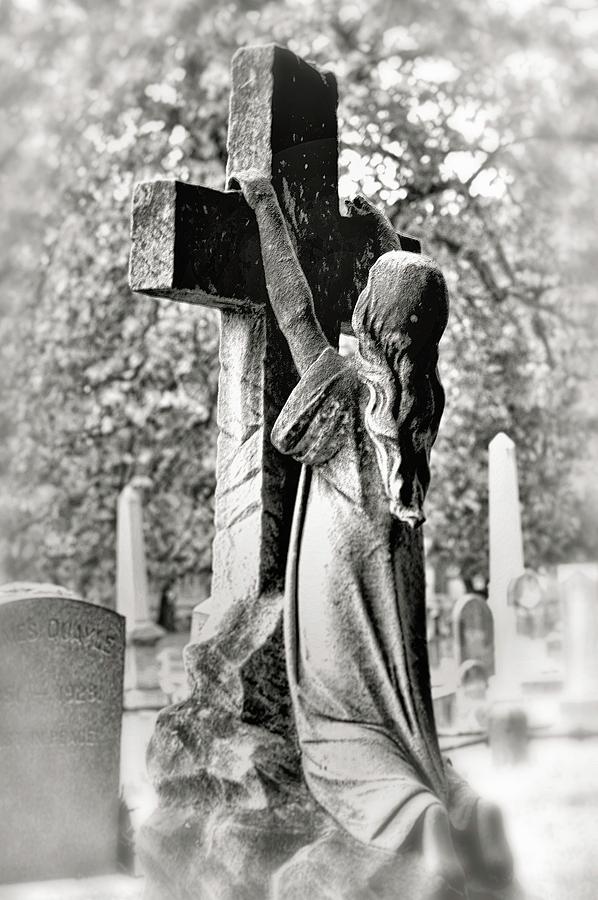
[452,593,495,677]
[0,582,125,883]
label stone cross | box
[129,44,420,620]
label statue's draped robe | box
[272,347,473,852]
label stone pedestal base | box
[273,830,528,900]
[141,803,527,900]
[0,875,142,900]
[123,687,168,711]
[138,591,317,900]
[488,704,528,766]
[141,805,321,900]
[561,697,598,734]
[124,621,166,709]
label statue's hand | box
[347,193,401,252]
[229,169,275,210]
[346,194,379,217]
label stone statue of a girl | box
[232,171,513,899]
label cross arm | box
[129,180,267,310]
[328,213,422,332]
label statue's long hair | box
[352,251,449,527]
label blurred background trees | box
[1,0,596,604]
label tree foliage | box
[1,0,596,603]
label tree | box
[1,0,596,603]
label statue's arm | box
[232,172,329,375]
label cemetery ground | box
[453,735,598,900]
[1,732,597,900]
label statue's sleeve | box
[271,346,356,466]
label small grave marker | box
[452,593,495,677]
[488,432,524,694]
[0,583,125,883]
[456,659,490,732]
[116,478,166,709]
[558,564,598,732]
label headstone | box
[455,660,489,732]
[546,627,562,660]
[426,591,453,667]
[488,706,528,766]
[451,596,493,733]
[0,583,125,883]
[487,434,529,761]
[156,646,189,703]
[558,563,598,732]
[508,569,546,640]
[171,573,210,631]
[116,477,166,709]
[504,571,564,729]
[488,433,525,695]
[471,574,487,593]
[431,681,456,733]
[452,593,495,677]
[446,564,467,604]
[426,597,441,669]
[435,593,454,663]
[508,570,544,613]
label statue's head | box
[351,250,449,528]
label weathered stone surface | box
[0,583,124,883]
[211,308,297,609]
[130,44,514,900]
[140,592,324,900]
[129,180,176,296]
[130,46,420,319]
[272,829,526,900]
